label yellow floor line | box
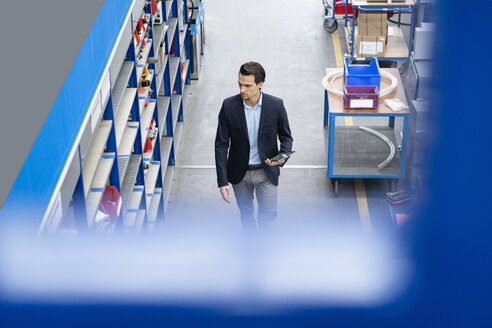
[331,30,371,233]
[332,32,344,68]
[355,179,372,233]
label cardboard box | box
[358,11,388,36]
[357,35,386,57]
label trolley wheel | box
[331,178,341,197]
[324,19,338,33]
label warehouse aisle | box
[163,0,393,233]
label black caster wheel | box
[324,19,338,33]
[331,178,341,196]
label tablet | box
[270,151,295,162]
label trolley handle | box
[357,5,412,11]
[323,0,350,7]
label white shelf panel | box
[156,55,169,95]
[118,121,139,156]
[154,22,168,47]
[112,61,134,112]
[123,186,144,227]
[118,157,129,184]
[145,161,160,208]
[177,0,183,17]
[136,66,144,83]
[171,94,182,132]
[140,100,157,145]
[85,153,115,226]
[163,165,175,209]
[165,0,173,20]
[120,154,142,215]
[134,209,146,234]
[89,153,115,190]
[168,18,178,43]
[182,83,190,109]
[179,24,187,56]
[158,96,171,138]
[148,188,162,222]
[132,0,146,26]
[115,88,137,147]
[169,56,180,88]
[117,122,139,182]
[161,137,173,165]
[82,120,112,196]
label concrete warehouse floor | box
[162,0,406,234]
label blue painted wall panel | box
[2,0,133,223]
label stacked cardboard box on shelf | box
[357,12,388,57]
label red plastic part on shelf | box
[99,186,122,220]
[169,42,174,55]
[144,137,153,153]
[151,0,159,14]
[137,19,144,31]
[334,2,354,15]
[134,30,141,44]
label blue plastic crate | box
[343,57,381,91]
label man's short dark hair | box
[239,62,266,84]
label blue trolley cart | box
[323,67,409,196]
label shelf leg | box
[350,10,356,60]
[324,90,329,126]
[408,8,415,56]
[399,115,409,178]
[327,113,336,178]
[389,116,395,128]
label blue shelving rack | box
[1,0,191,235]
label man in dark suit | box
[215,62,293,233]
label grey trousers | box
[232,169,277,233]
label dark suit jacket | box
[215,93,293,187]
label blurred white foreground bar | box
[0,225,413,313]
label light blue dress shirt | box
[243,93,262,165]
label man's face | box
[238,73,263,101]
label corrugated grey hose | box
[359,126,395,169]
